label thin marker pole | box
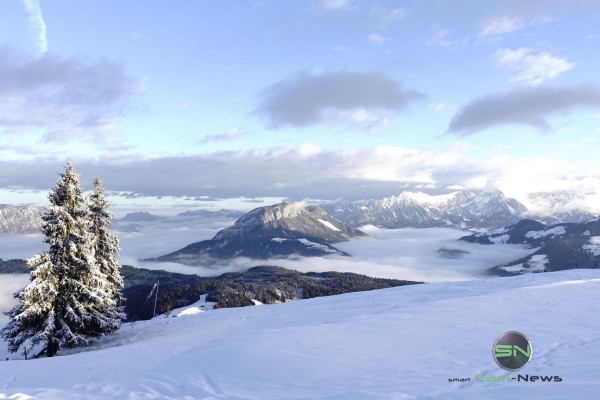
[153,280,159,318]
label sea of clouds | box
[0,218,536,324]
[120,223,534,282]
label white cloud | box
[367,33,388,45]
[3,143,600,213]
[493,157,594,204]
[479,16,525,37]
[425,25,458,47]
[324,109,388,128]
[0,226,534,284]
[134,227,536,282]
[21,0,47,55]
[199,128,250,144]
[493,48,574,84]
[431,102,456,114]
[0,274,31,325]
[383,8,407,21]
[316,0,352,10]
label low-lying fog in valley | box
[0,274,30,325]
[0,216,537,321]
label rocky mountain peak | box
[215,202,364,243]
[156,203,366,264]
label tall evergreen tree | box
[87,177,125,330]
[1,162,117,357]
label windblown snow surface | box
[1,270,600,399]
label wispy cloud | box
[382,8,407,22]
[324,109,389,129]
[479,16,525,37]
[478,15,556,40]
[316,0,352,10]
[493,48,574,85]
[425,25,459,47]
[199,128,250,144]
[21,0,48,55]
[367,33,388,45]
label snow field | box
[0,269,599,399]
[317,219,340,232]
[500,254,549,273]
[525,226,567,239]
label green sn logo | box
[493,331,533,371]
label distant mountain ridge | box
[119,212,161,222]
[155,202,366,264]
[322,189,527,229]
[177,209,244,219]
[117,209,245,223]
[0,205,43,233]
[460,217,600,275]
[322,189,594,229]
[1,190,596,234]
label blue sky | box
[1,0,600,213]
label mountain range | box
[0,190,596,234]
[321,189,593,229]
[155,202,366,264]
[461,217,600,275]
[0,205,43,233]
[118,209,245,222]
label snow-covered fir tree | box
[1,162,122,358]
[87,177,125,330]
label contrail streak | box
[21,0,48,55]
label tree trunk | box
[46,339,59,357]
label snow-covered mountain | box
[1,269,599,399]
[0,205,43,233]
[526,191,595,224]
[156,202,366,264]
[461,217,600,275]
[322,189,528,229]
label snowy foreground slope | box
[1,270,600,399]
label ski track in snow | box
[1,270,600,399]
